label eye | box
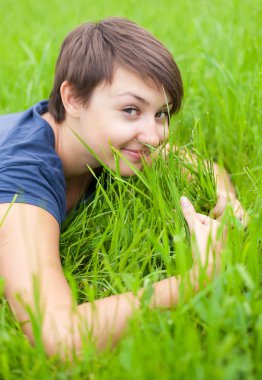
[155,110,169,123]
[123,107,140,116]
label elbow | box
[23,310,84,358]
[22,305,113,357]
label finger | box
[210,194,227,218]
[233,199,241,214]
[216,205,249,228]
[180,196,197,232]
[234,204,243,220]
[233,204,250,227]
[196,213,211,226]
[216,214,224,222]
[241,212,250,228]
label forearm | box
[43,276,180,355]
[22,267,214,357]
[77,277,179,350]
[75,266,218,352]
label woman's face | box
[73,66,172,176]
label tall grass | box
[0,0,261,378]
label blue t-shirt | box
[0,101,66,226]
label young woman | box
[0,17,246,356]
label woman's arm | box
[0,200,223,356]
[210,163,248,225]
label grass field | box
[0,0,261,378]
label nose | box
[136,118,162,148]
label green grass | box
[0,0,261,378]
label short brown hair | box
[48,17,183,123]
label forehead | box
[94,66,172,105]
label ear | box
[60,81,81,118]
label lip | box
[121,148,148,161]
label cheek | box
[108,123,136,143]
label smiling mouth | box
[121,148,149,160]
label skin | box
[0,66,246,356]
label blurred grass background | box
[0,0,261,379]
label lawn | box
[0,0,261,379]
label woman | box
[0,17,246,356]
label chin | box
[117,161,143,177]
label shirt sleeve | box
[0,163,66,227]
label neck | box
[41,112,100,179]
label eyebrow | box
[115,91,173,108]
[115,92,149,105]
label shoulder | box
[0,101,54,150]
[0,101,67,226]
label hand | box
[210,191,249,227]
[180,196,226,272]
